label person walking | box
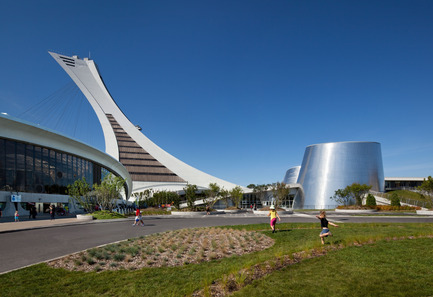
[14,210,19,222]
[316,210,339,244]
[49,205,55,221]
[133,207,144,226]
[267,205,280,233]
[31,205,37,219]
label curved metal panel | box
[296,141,384,209]
[283,166,301,184]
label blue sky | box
[1,0,433,186]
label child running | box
[267,205,280,233]
[316,210,339,244]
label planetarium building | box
[284,141,384,209]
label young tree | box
[229,186,244,209]
[332,183,372,206]
[93,173,126,211]
[220,188,231,208]
[331,188,352,206]
[253,184,269,207]
[347,183,372,205]
[365,193,377,207]
[270,182,291,208]
[67,177,93,212]
[204,183,221,209]
[390,192,401,207]
[418,176,433,207]
[184,184,198,210]
[166,191,181,210]
[132,189,152,208]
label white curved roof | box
[0,113,132,198]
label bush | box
[390,193,401,207]
[375,205,419,211]
[366,194,376,207]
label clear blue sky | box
[1,0,433,186]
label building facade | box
[293,141,384,209]
[0,114,131,216]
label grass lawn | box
[1,223,433,296]
[91,210,127,220]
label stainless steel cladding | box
[296,142,384,209]
[283,166,301,184]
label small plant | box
[188,247,196,255]
[86,257,96,265]
[113,254,125,261]
[126,246,139,256]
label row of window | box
[0,138,111,194]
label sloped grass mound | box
[234,237,433,297]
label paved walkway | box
[0,214,132,233]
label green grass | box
[388,190,425,201]
[234,238,433,297]
[140,208,171,215]
[1,223,433,297]
[91,210,127,220]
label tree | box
[365,193,376,207]
[270,182,291,208]
[220,188,231,208]
[184,184,198,210]
[332,183,372,206]
[390,192,401,207]
[167,191,181,209]
[418,176,433,207]
[93,173,126,211]
[229,186,244,209]
[253,184,269,207]
[331,188,352,206]
[204,183,221,209]
[132,189,152,208]
[67,177,93,212]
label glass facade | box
[0,137,112,194]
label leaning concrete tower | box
[49,52,241,194]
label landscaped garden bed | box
[48,228,274,272]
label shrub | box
[366,194,376,206]
[390,193,401,207]
[113,254,125,261]
[375,205,419,211]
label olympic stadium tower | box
[295,141,384,209]
[49,52,242,197]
